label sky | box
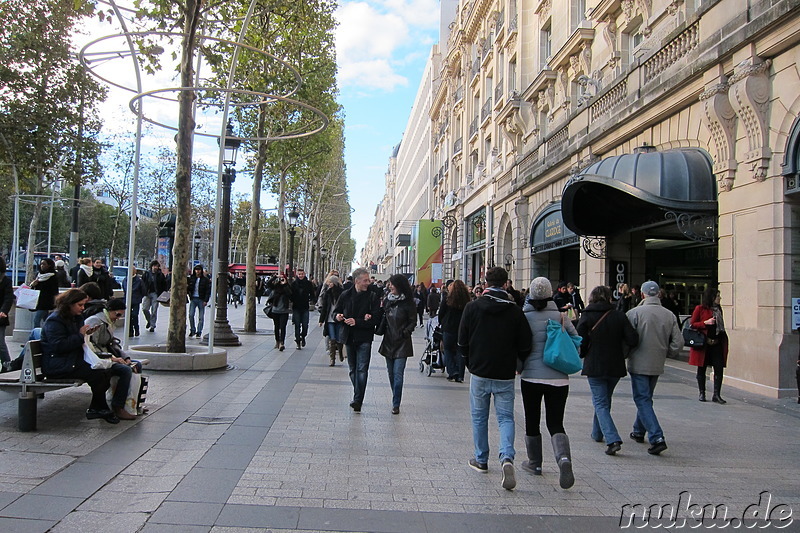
[74,0,442,267]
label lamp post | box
[210,120,241,346]
[194,232,201,265]
[287,206,299,279]
[504,253,514,271]
[320,246,328,277]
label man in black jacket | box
[334,268,381,412]
[187,265,211,338]
[290,268,315,349]
[141,261,166,332]
[459,267,532,491]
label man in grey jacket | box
[626,281,682,455]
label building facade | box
[365,0,800,397]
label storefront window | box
[466,208,487,249]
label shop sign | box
[610,261,628,299]
[531,206,578,254]
[792,298,800,330]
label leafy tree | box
[0,0,106,282]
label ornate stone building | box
[421,0,800,397]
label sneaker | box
[149,327,155,332]
[349,401,361,412]
[605,441,622,455]
[501,460,516,490]
[647,440,668,455]
[391,406,400,415]
[189,332,196,338]
[468,458,488,473]
[296,340,302,350]
[630,432,645,443]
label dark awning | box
[562,148,717,237]
[530,203,579,254]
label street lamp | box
[504,253,514,271]
[210,120,242,346]
[287,205,299,279]
[194,232,201,264]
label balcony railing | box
[481,98,493,122]
[469,117,478,138]
[453,137,463,154]
[495,10,505,33]
[482,37,493,60]
[444,159,449,172]
[509,13,518,32]
[495,79,504,103]
[471,57,480,79]
[454,85,464,104]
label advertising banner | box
[415,219,443,287]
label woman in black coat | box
[576,285,639,456]
[377,274,417,414]
[438,279,470,382]
[40,288,120,424]
[266,274,292,351]
[31,257,60,329]
[319,275,344,365]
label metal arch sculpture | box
[82,0,331,350]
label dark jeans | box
[347,341,372,405]
[109,362,133,409]
[520,380,569,437]
[442,331,464,380]
[128,304,140,335]
[55,364,112,411]
[272,313,289,343]
[417,308,424,325]
[292,307,310,342]
[385,357,407,408]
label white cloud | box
[336,1,438,91]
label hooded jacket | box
[458,288,532,380]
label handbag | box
[156,290,170,306]
[542,315,583,374]
[83,336,113,370]
[14,286,40,310]
[263,302,274,318]
[682,320,705,348]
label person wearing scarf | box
[376,274,417,415]
[76,257,94,287]
[30,257,60,329]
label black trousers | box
[272,313,289,342]
[56,365,112,411]
[520,380,569,436]
[696,343,725,391]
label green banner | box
[415,219,443,287]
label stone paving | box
[0,304,799,532]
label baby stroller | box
[230,284,243,308]
[419,316,445,376]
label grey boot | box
[520,435,543,475]
[328,338,337,365]
[551,433,575,489]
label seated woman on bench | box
[40,288,132,424]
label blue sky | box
[334,0,440,262]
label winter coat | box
[0,276,13,327]
[520,300,578,382]
[290,277,315,309]
[438,300,464,334]
[576,301,638,378]
[186,275,212,301]
[625,296,682,375]
[31,275,59,311]
[142,269,167,295]
[91,267,114,299]
[267,280,292,314]
[85,309,125,358]
[333,286,381,345]
[40,311,88,377]
[319,284,343,336]
[458,288,532,380]
[378,295,417,359]
[55,267,71,288]
[426,290,441,314]
[123,275,145,306]
[688,304,729,367]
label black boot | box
[551,433,574,489]
[712,373,726,404]
[520,435,542,475]
[697,374,706,402]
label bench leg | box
[18,392,37,432]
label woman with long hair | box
[266,274,292,351]
[576,285,639,456]
[615,283,632,313]
[519,277,578,488]
[319,275,344,366]
[377,274,417,414]
[439,280,471,382]
[31,257,60,329]
[40,288,120,424]
[689,287,729,403]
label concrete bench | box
[0,340,85,431]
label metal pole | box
[210,168,240,346]
[288,226,296,279]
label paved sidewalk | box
[0,304,799,532]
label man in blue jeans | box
[186,265,211,338]
[458,267,531,491]
[290,268,315,349]
[334,268,381,412]
[625,281,682,455]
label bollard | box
[18,391,37,432]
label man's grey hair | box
[352,267,370,280]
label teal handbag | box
[543,316,583,374]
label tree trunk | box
[166,0,202,354]
[244,104,269,332]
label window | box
[571,0,586,31]
[622,21,644,67]
[509,59,517,93]
[540,21,552,69]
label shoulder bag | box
[542,313,583,374]
[682,319,705,348]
